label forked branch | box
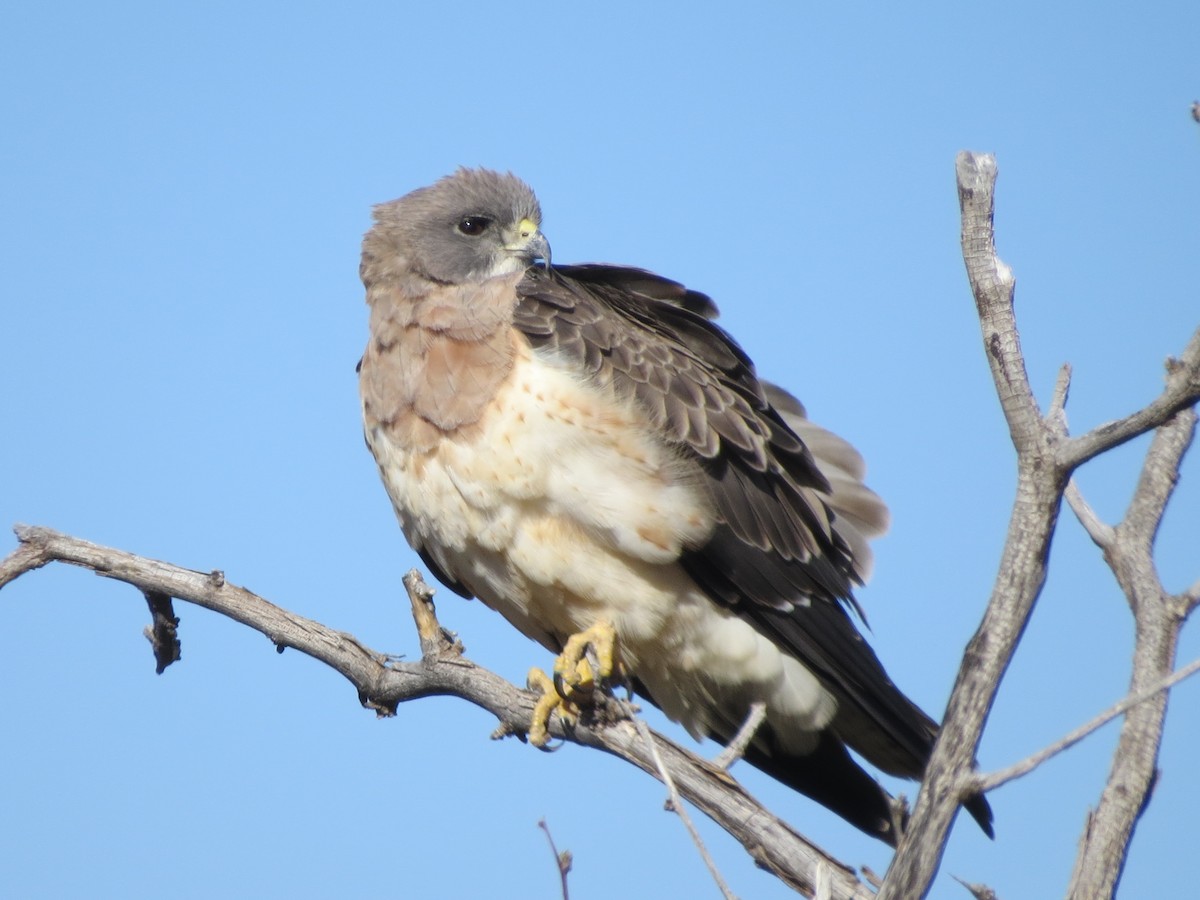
[878,153,1200,899]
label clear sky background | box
[2,3,1197,898]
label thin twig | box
[402,568,462,658]
[634,717,738,900]
[972,657,1200,794]
[1060,328,1200,470]
[538,819,571,900]
[712,702,767,770]
[1049,363,1072,424]
[1184,579,1200,615]
[1064,481,1115,549]
[953,876,999,900]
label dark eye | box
[456,216,492,236]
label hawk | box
[358,168,993,845]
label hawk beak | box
[526,230,552,270]
[510,217,552,270]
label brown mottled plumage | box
[358,168,993,844]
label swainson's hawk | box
[358,168,992,844]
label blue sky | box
[2,2,1197,897]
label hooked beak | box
[525,230,552,270]
[509,217,552,270]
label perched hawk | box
[358,168,992,845]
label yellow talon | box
[553,620,620,696]
[527,621,623,746]
[528,666,577,747]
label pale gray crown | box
[369,168,545,284]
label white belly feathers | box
[366,340,838,751]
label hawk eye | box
[456,216,492,236]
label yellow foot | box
[527,666,576,747]
[527,620,623,747]
[554,620,620,697]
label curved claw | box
[527,666,576,747]
[552,620,620,697]
[527,621,623,746]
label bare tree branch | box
[1060,332,1200,471]
[1117,409,1196,555]
[952,875,999,900]
[0,538,50,587]
[1064,408,1198,900]
[878,153,1200,899]
[712,701,767,771]
[1184,579,1200,615]
[633,716,738,900]
[1064,480,1115,549]
[537,819,572,900]
[953,155,1046,447]
[1049,363,1072,423]
[879,152,1067,899]
[972,655,1200,794]
[0,524,875,900]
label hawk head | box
[365,168,550,285]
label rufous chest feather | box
[359,274,521,452]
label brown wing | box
[554,266,889,577]
[514,265,966,792]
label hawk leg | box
[527,620,622,746]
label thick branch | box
[954,155,1045,446]
[0,525,873,900]
[879,152,1063,899]
[1116,408,1197,559]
